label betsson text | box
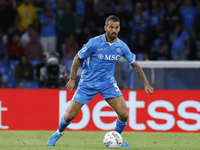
[59,91,200,131]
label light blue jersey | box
[78,34,136,89]
[73,34,136,104]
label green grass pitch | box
[0,131,199,150]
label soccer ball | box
[103,131,123,149]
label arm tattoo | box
[70,54,80,79]
[131,62,149,86]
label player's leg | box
[59,101,84,132]
[101,83,128,134]
[106,96,130,147]
[47,101,83,146]
[106,96,128,133]
[47,86,98,146]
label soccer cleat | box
[121,141,131,147]
[47,130,64,146]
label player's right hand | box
[66,79,75,91]
[145,85,154,95]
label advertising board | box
[0,89,199,132]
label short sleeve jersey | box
[78,34,136,89]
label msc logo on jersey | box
[82,47,87,52]
[98,54,104,59]
[98,54,120,60]
[105,55,120,60]
[116,48,121,53]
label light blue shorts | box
[72,83,122,104]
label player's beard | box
[107,31,117,41]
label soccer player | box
[47,15,154,147]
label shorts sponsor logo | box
[75,94,80,98]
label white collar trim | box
[108,42,114,46]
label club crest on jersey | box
[116,48,121,53]
[98,54,104,59]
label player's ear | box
[104,25,107,32]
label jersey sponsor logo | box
[116,48,121,53]
[98,54,104,59]
[82,47,87,52]
[105,54,120,60]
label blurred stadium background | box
[0,0,200,89]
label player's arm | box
[66,54,81,91]
[130,61,154,95]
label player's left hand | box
[66,79,75,92]
[145,85,154,95]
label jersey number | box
[113,83,119,91]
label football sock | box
[114,118,127,134]
[58,115,71,133]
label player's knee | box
[119,111,129,122]
[64,112,76,122]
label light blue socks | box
[58,115,71,132]
[114,118,127,134]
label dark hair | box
[105,15,120,26]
